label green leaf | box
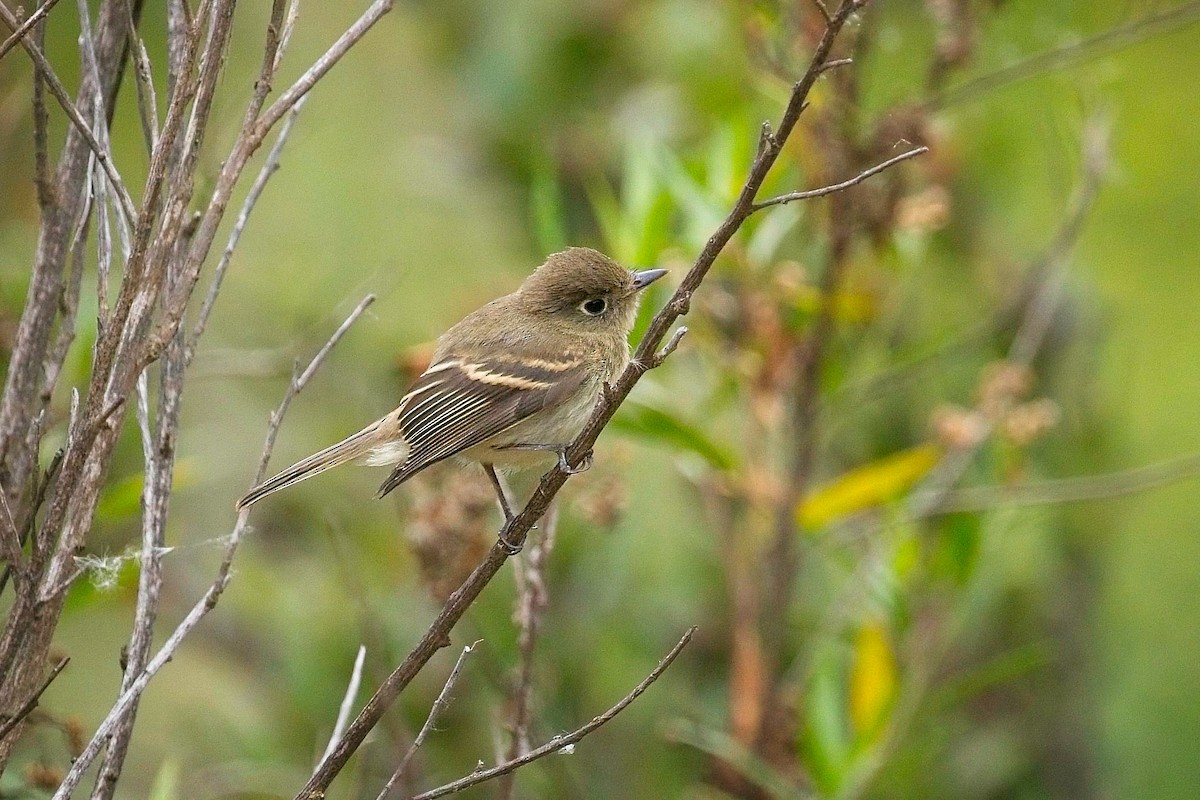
[611,400,735,471]
[803,645,853,794]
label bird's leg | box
[496,443,594,475]
[482,463,523,555]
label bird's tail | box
[236,415,403,510]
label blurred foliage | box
[2,1,1200,799]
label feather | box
[376,353,587,496]
[236,414,403,509]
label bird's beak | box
[630,268,668,291]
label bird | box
[236,247,667,548]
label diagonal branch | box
[0,656,68,743]
[51,296,375,800]
[257,0,394,135]
[375,641,479,800]
[939,451,1200,512]
[295,4,917,797]
[929,0,1200,109]
[410,628,695,800]
[0,1,137,222]
[0,0,61,61]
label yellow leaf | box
[849,622,897,739]
[797,445,939,530]
[789,284,878,324]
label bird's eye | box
[580,298,607,316]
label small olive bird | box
[237,247,667,539]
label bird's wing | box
[378,352,589,496]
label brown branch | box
[295,5,913,796]
[0,0,137,222]
[751,146,929,210]
[0,0,61,61]
[321,645,367,766]
[497,503,559,800]
[375,642,479,800]
[149,0,392,368]
[186,97,308,364]
[30,2,52,211]
[257,0,394,135]
[89,314,187,799]
[0,656,68,743]
[410,628,695,800]
[51,296,375,800]
[0,2,135,769]
[124,1,160,155]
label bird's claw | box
[558,447,593,475]
[497,527,523,556]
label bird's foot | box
[499,442,593,475]
[497,526,523,556]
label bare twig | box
[186,97,308,363]
[51,296,375,800]
[930,1,1200,109]
[0,0,61,61]
[257,0,394,134]
[940,452,1200,512]
[375,642,479,800]
[275,0,302,72]
[124,1,160,154]
[295,5,919,795]
[0,0,137,222]
[321,645,367,766]
[90,311,186,800]
[30,2,52,211]
[0,656,68,743]
[410,628,695,800]
[497,503,559,800]
[751,146,929,210]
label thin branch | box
[375,642,479,800]
[257,0,394,135]
[0,0,137,222]
[0,0,61,61]
[275,0,301,72]
[0,656,68,743]
[186,97,308,363]
[296,6,897,795]
[124,0,160,155]
[51,296,375,800]
[410,628,695,800]
[497,503,559,800]
[939,452,1200,512]
[320,645,367,766]
[30,2,51,211]
[818,56,853,74]
[751,146,929,210]
[929,1,1200,109]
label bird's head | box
[517,247,668,335]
